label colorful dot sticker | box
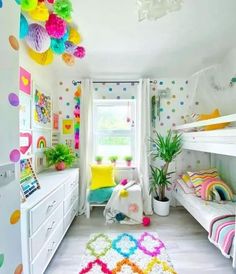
[8,93,19,106]
[172,123,176,127]
[172,81,175,84]
[159,81,163,85]
[195,101,199,105]
[160,122,164,126]
[117,96,120,99]
[167,116,170,119]
[172,109,175,112]
[59,82,63,85]
[0,254,4,268]
[152,87,156,91]
[180,101,184,105]
[10,209,21,224]
[66,102,70,106]
[9,35,19,51]
[185,80,188,84]
[59,96,62,100]
[160,108,164,112]
[14,264,23,274]
[180,87,184,91]
[172,95,176,99]
[123,88,126,91]
[59,111,62,114]
[66,115,70,118]
[65,88,69,92]
[131,96,135,99]
[108,88,112,92]
[9,149,20,162]
[167,101,170,105]
[95,88,98,91]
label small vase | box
[126,160,132,167]
[55,162,66,171]
[96,160,102,165]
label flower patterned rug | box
[78,232,177,274]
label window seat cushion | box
[88,186,115,204]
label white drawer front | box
[30,203,63,260]
[64,185,78,216]
[64,173,79,196]
[64,199,78,232]
[30,185,64,235]
[31,220,64,274]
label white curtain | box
[79,79,93,214]
[136,79,153,215]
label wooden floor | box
[45,207,235,274]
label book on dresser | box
[21,168,79,274]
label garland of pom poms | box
[74,86,81,149]
[18,0,86,66]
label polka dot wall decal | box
[167,101,170,105]
[95,88,98,91]
[180,101,184,105]
[152,87,156,91]
[160,122,164,126]
[181,116,185,119]
[9,35,19,51]
[66,102,70,106]
[9,149,20,162]
[59,96,62,100]
[66,115,70,118]
[102,96,106,99]
[14,264,23,274]
[131,96,135,99]
[185,80,188,84]
[10,210,21,224]
[160,108,164,112]
[159,81,163,85]
[117,96,120,99]
[172,95,176,99]
[65,88,69,92]
[123,88,126,91]
[109,88,112,92]
[172,109,175,112]
[180,87,184,91]
[167,116,170,119]
[197,160,201,164]
[8,93,19,106]
[172,123,176,127]
[59,111,62,114]
[186,95,189,98]
[59,82,63,85]
[0,254,4,268]
[172,81,175,84]
[195,101,199,105]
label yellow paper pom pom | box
[29,2,49,22]
[119,189,129,198]
[74,86,81,97]
[28,48,54,65]
[21,0,38,11]
[75,117,80,123]
[68,28,81,44]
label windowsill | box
[92,162,136,169]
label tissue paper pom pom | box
[128,203,139,213]
[28,48,54,65]
[120,178,128,186]
[115,213,126,222]
[74,46,86,58]
[47,0,55,3]
[64,41,76,54]
[53,0,73,21]
[68,27,81,44]
[142,217,151,227]
[50,38,65,54]
[25,24,51,53]
[62,53,75,66]
[21,0,38,11]
[62,29,69,41]
[20,14,29,39]
[45,14,67,39]
[29,2,49,22]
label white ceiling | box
[27,0,236,79]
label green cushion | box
[88,186,114,204]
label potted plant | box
[44,144,76,171]
[109,155,118,165]
[95,155,103,165]
[124,155,133,167]
[149,130,182,216]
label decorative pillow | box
[88,187,114,204]
[200,178,233,201]
[177,179,195,194]
[181,173,194,188]
[197,108,230,131]
[90,165,116,190]
[187,168,219,196]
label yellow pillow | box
[197,109,230,131]
[90,165,116,190]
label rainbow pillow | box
[201,178,233,201]
[187,168,219,196]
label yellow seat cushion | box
[197,109,230,131]
[90,165,116,190]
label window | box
[93,100,136,165]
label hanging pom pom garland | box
[20,0,86,65]
[74,86,81,149]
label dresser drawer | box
[64,185,78,216]
[31,220,64,274]
[64,199,78,232]
[30,185,64,234]
[30,203,63,261]
[64,172,79,196]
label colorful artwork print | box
[20,159,40,199]
[20,131,32,156]
[37,136,47,148]
[63,119,73,134]
[19,67,31,95]
[19,93,31,130]
[33,87,51,128]
[53,113,59,130]
[74,85,81,149]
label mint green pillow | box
[88,187,114,204]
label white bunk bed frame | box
[174,114,236,268]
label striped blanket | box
[208,215,236,258]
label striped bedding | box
[208,215,236,258]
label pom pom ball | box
[62,29,69,41]
[128,203,139,213]
[29,2,49,22]
[20,14,29,39]
[45,14,67,39]
[53,0,73,21]
[28,48,54,65]
[68,27,81,44]
[62,53,75,66]
[65,41,76,54]
[119,189,129,198]
[25,24,51,53]
[115,213,126,222]
[21,0,38,11]
[51,38,65,54]
[142,217,151,227]
[120,178,128,186]
[74,46,86,58]
[47,0,55,3]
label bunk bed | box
[173,114,236,268]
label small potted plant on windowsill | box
[44,144,76,171]
[95,155,103,165]
[149,130,182,216]
[124,155,133,167]
[109,155,118,166]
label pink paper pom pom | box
[47,0,55,3]
[74,46,86,58]
[142,216,151,226]
[120,178,128,186]
[45,14,66,39]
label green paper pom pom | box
[21,0,37,11]
[53,0,73,21]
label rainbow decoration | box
[74,85,81,149]
[201,179,233,201]
[37,136,47,148]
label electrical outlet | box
[0,163,16,187]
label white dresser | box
[21,168,79,274]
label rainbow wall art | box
[37,136,47,149]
